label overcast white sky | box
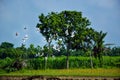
[0,0,120,47]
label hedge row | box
[27,56,120,69]
[0,56,119,72]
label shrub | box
[27,57,44,69]
[3,56,119,70]
[0,57,13,69]
[26,56,119,69]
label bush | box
[0,57,16,72]
[47,56,66,69]
[26,56,120,69]
[1,56,119,71]
[0,58,28,72]
[27,57,44,69]
[102,56,120,68]
[0,57,13,69]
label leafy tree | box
[0,42,14,48]
[83,28,97,68]
[93,31,107,59]
[16,44,27,59]
[27,44,36,58]
[104,46,120,56]
[36,12,58,56]
[36,45,42,53]
[0,42,15,59]
[14,48,24,58]
[111,47,120,56]
[57,11,91,68]
[92,31,107,67]
[36,11,91,69]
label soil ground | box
[0,76,120,80]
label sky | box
[0,0,120,47]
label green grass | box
[0,68,120,77]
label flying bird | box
[24,27,27,30]
[15,32,18,36]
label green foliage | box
[26,56,120,69]
[93,31,107,59]
[0,57,13,69]
[0,43,43,59]
[47,56,66,69]
[0,42,14,48]
[102,56,120,68]
[104,47,120,56]
[70,50,86,56]
[0,56,119,73]
[27,44,36,58]
[0,58,28,72]
[36,10,108,69]
[27,58,44,70]
[0,57,15,72]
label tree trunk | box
[90,51,93,69]
[44,56,47,70]
[48,39,52,56]
[66,41,70,69]
[44,57,46,70]
[66,49,69,69]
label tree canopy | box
[36,10,106,68]
[0,42,14,48]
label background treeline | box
[0,42,120,59]
[0,42,120,72]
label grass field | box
[0,68,120,77]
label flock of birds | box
[15,27,28,43]
[15,27,40,43]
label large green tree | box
[36,11,91,69]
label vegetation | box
[0,42,120,59]
[0,10,120,76]
[0,69,120,77]
[0,56,120,72]
[28,56,120,69]
[36,10,108,69]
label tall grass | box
[27,56,120,69]
[1,69,120,77]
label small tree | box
[0,42,14,48]
[27,44,36,58]
[93,31,107,66]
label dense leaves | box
[0,42,14,48]
[36,10,107,68]
[1,56,119,71]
